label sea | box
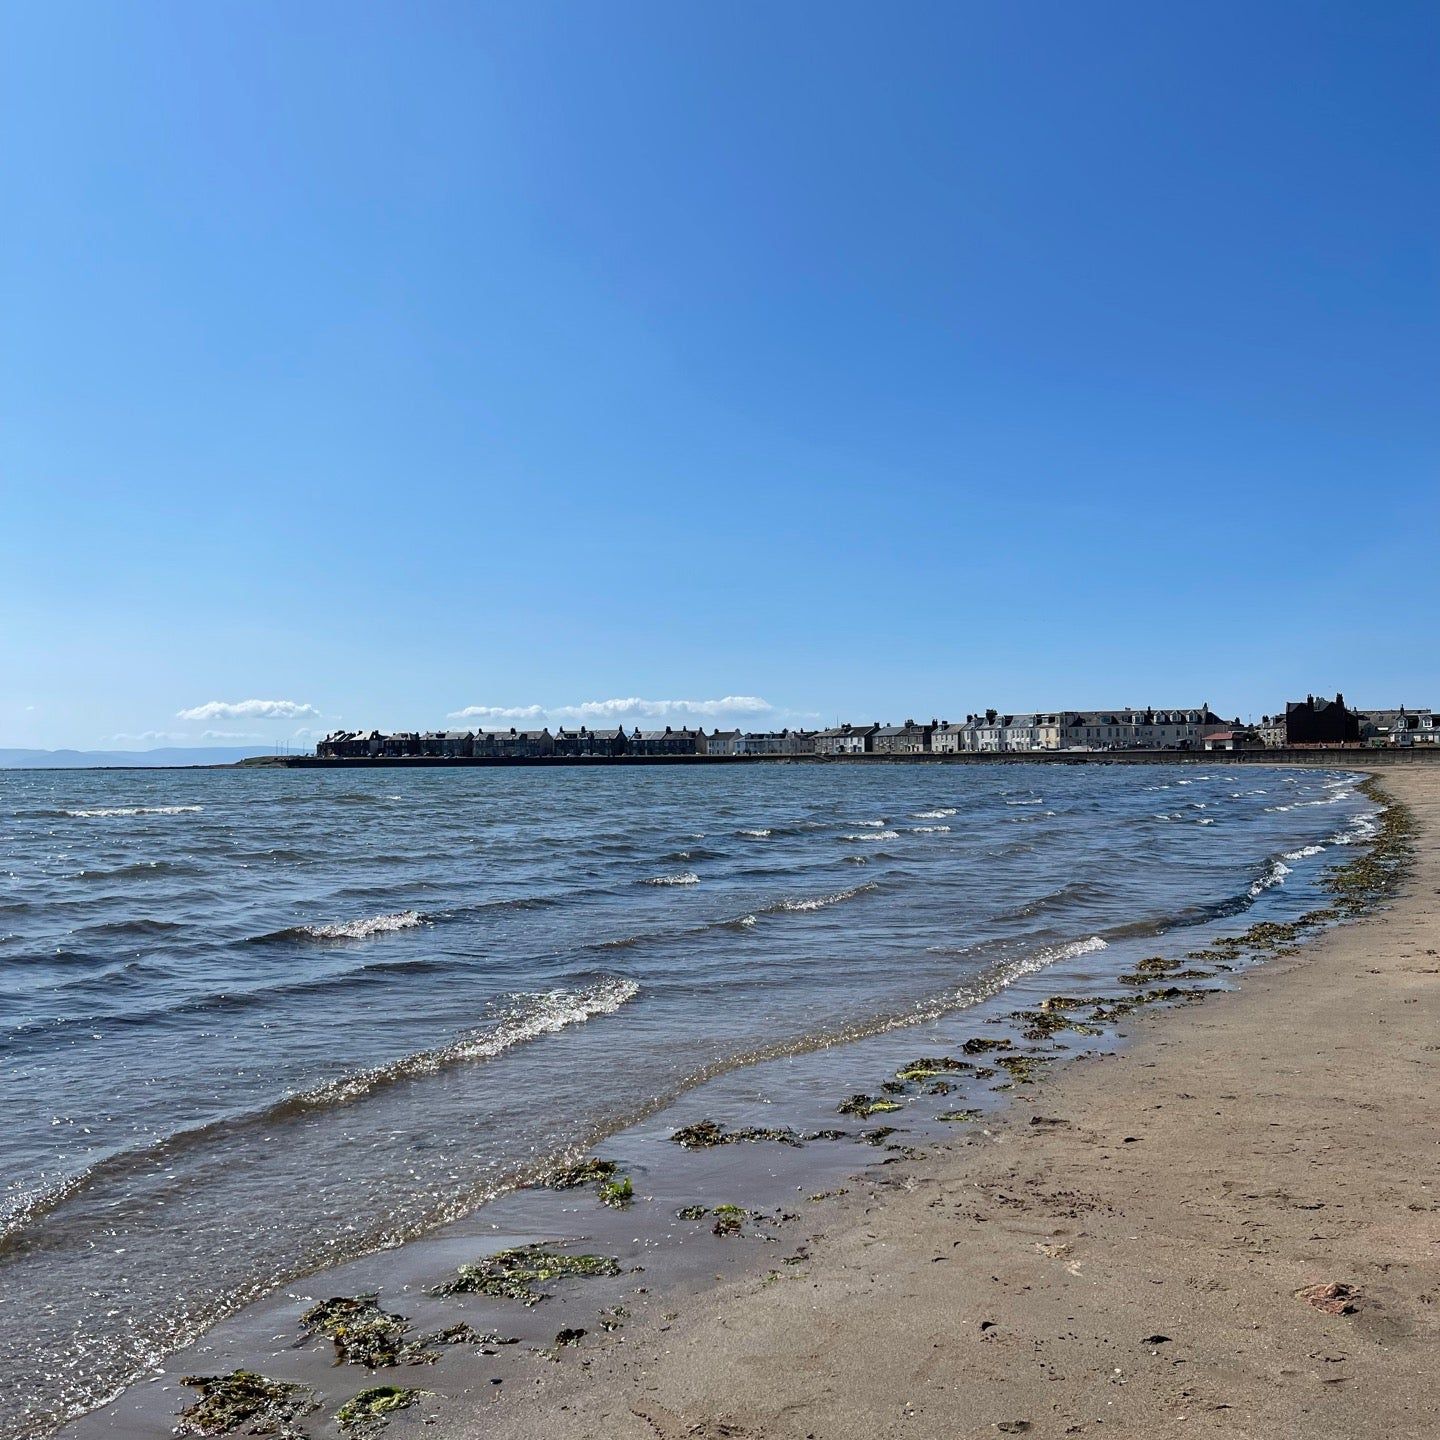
[0,761,1376,1438]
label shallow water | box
[0,762,1373,1437]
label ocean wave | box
[912,808,957,819]
[295,977,640,1108]
[841,830,899,841]
[1248,858,1292,898]
[268,910,429,942]
[910,824,951,834]
[1283,843,1326,861]
[63,805,202,819]
[1006,798,1043,806]
[643,871,700,886]
[768,882,877,913]
[849,818,887,827]
[0,977,640,1246]
[737,829,772,839]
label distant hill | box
[0,746,286,769]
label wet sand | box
[443,767,1440,1440]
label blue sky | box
[2,1,1435,750]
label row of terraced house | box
[316,695,1437,761]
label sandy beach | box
[431,765,1439,1440]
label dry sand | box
[456,766,1440,1440]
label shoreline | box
[456,766,1438,1440]
[49,766,1421,1440]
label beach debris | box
[894,1056,977,1085]
[837,1093,903,1118]
[937,1109,984,1124]
[544,1156,618,1190]
[335,1385,425,1434]
[432,1244,620,1304]
[1008,1008,1103,1041]
[177,1371,317,1438]
[553,1327,586,1347]
[598,1174,634,1209]
[803,1127,851,1141]
[859,1125,898,1146]
[1141,1333,1171,1345]
[710,1203,750,1236]
[1297,1282,1360,1316]
[1036,1242,1073,1259]
[675,1204,709,1221]
[598,1306,628,1331]
[992,1053,1055,1086]
[669,1119,803,1148]
[298,1296,499,1367]
[963,1037,1013,1056]
[995,1423,1032,1435]
[1039,994,1114,1013]
[807,1188,848,1202]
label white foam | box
[912,808,958,819]
[841,830,900,841]
[64,805,202,818]
[778,882,876,913]
[298,910,427,940]
[737,829,772,839]
[1006,798,1043,806]
[1248,859,1292,898]
[1283,843,1326,862]
[849,818,887,827]
[296,978,640,1107]
[645,871,700,886]
[910,825,951,834]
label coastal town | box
[315,694,1438,760]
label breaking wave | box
[769,882,877,914]
[911,824,951,834]
[643,871,700,886]
[737,829,772,839]
[268,910,428,942]
[63,805,202,819]
[912,808,957,819]
[1248,858,1292,898]
[841,830,900,842]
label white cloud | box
[447,704,548,721]
[177,699,320,721]
[555,696,773,721]
[201,730,262,741]
[446,696,775,725]
[106,730,188,744]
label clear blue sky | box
[2,1,1436,749]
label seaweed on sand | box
[937,1108,984,1124]
[859,1126,898,1146]
[893,1056,977,1084]
[299,1296,496,1368]
[335,1385,425,1434]
[710,1203,750,1236]
[992,1053,1055,1087]
[544,1157,618,1190]
[962,1036,1013,1055]
[675,1204,709,1221]
[1008,1008,1103,1041]
[837,1093,903,1118]
[669,1119,803,1148]
[597,1174,634,1209]
[178,1371,316,1438]
[432,1244,620,1305]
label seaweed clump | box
[710,1203,750,1236]
[178,1371,316,1438]
[992,1053,1055,1087]
[937,1108,984,1124]
[299,1296,495,1368]
[432,1244,620,1305]
[962,1036,1013,1055]
[598,1174,634,1209]
[1008,1008,1103,1042]
[837,1093,903,1119]
[545,1157,618,1190]
[670,1119,802,1149]
[675,1204,709,1221]
[335,1385,424,1434]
